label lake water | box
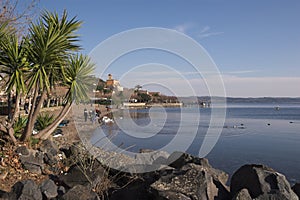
[91,104,300,184]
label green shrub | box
[35,113,55,131]
[30,137,40,146]
[13,117,28,138]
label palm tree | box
[0,34,28,120]
[34,54,94,140]
[0,29,28,144]
[0,22,8,40]
[21,10,82,141]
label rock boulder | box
[19,149,44,174]
[62,185,98,200]
[59,163,107,189]
[135,150,169,165]
[39,139,59,166]
[232,188,252,200]
[230,164,298,200]
[292,183,300,198]
[10,180,43,200]
[151,163,230,200]
[40,179,58,199]
[167,152,229,185]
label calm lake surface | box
[91,103,300,184]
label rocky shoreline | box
[0,139,299,200]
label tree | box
[0,10,94,143]
[138,93,151,103]
[96,78,106,92]
[0,21,8,39]
[21,10,82,141]
[0,24,28,144]
[0,0,40,36]
[34,54,94,140]
[0,34,28,121]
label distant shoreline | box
[121,102,183,109]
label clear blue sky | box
[38,0,300,97]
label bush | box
[13,117,28,138]
[35,113,54,131]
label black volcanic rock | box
[39,139,60,166]
[40,179,58,199]
[230,164,298,200]
[232,188,252,200]
[39,139,59,156]
[10,180,42,200]
[135,150,170,165]
[19,149,44,174]
[15,146,29,156]
[59,164,107,188]
[167,152,229,185]
[0,190,10,199]
[292,183,300,198]
[151,163,230,200]
[167,151,210,169]
[62,185,98,200]
[3,148,300,200]
[109,178,155,200]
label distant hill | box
[179,96,300,105]
[225,97,300,104]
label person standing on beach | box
[84,108,88,122]
[96,108,101,117]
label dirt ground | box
[0,103,109,192]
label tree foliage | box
[138,93,151,103]
[0,9,95,144]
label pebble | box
[0,171,8,180]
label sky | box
[38,0,300,97]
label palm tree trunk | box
[46,98,51,108]
[34,103,72,140]
[27,90,46,138]
[21,87,47,141]
[7,92,12,121]
[11,93,21,122]
[31,89,47,119]
[8,126,17,144]
[21,87,38,141]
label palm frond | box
[0,33,28,95]
[64,54,95,104]
[26,9,82,93]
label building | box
[105,74,123,92]
[138,90,148,94]
[106,74,117,87]
[148,92,160,96]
